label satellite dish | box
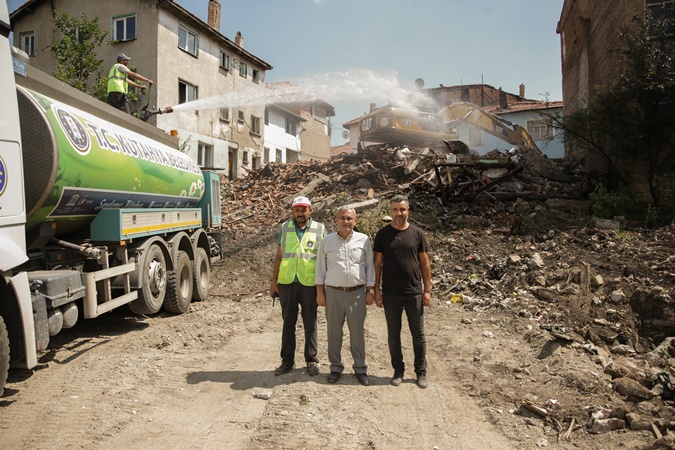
[414,78,425,89]
[342,130,349,140]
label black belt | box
[327,285,364,292]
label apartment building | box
[264,104,305,164]
[10,0,272,179]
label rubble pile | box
[431,224,675,448]
[218,144,674,448]
[221,144,589,230]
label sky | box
[7,0,565,147]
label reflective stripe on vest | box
[277,220,324,286]
[107,64,127,94]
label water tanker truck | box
[0,1,222,395]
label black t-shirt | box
[373,224,429,295]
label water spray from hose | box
[164,69,413,115]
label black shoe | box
[327,371,341,383]
[417,374,429,389]
[306,362,319,376]
[274,363,293,376]
[391,371,404,386]
[355,373,370,386]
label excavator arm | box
[440,102,540,151]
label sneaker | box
[274,363,293,376]
[327,371,341,383]
[306,362,319,376]
[390,371,404,386]
[417,374,429,389]
[355,373,370,386]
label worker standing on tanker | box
[107,53,153,113]
[270,196,326,377]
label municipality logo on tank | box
[55,107,91,155]
[0,156,6,196]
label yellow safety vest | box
[107,63,127,94]
[277,220,324,286]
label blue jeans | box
[382,293,427,375]
[278,282,318,366]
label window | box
[179,80,197,104]
[219,49,231,70]
[179,24,198,56]
[243,151,249,164]
[285,118,297,136]
[20,31,35,56]
[468,127,483,146]
[72,28,85,45]
[197,142,214,168]
[647,1,675,17]
[527,119,553,141]
[112,14,136,41]
[220,107,230,121]
[237,110,245,123]
[252,68,260,84]
[239,61,247,78]
[276,149,282,162]
[646,1,675,33]
[251,115,261,135]
[309,105,316,117]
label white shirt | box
[314,231,375,288]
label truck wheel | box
[164,251,193,314]
[0,316,9,397]
[129,243,167,315]
[192,247,210,302]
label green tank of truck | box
[0,0,222,396]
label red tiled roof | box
[485,100,563,114]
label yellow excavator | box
[358,104,459,149]
[358,100,541,153]
[440,102,540,151]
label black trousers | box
[278,282,319,366]
[107,92,129,113]
[383,293,427,375]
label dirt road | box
[0,275,518,450]
[1,223,672,450]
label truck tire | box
[164,251,193,314]
[0,316,9,397]
[192,247,210,302]
[129,243,167,315]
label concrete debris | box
[589,418,625,434]
[613,377,655,400]
[220,144,589,230]
[219,144,674,448]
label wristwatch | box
[366,288,375,294]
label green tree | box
[558,10,675,210]
[50,9,108,101]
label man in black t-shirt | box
[374,195,432,389]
